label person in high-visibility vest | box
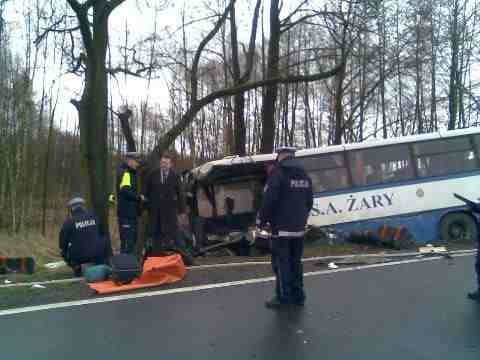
[116,152,145,254]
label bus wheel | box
[440,212,478,243]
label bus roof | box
[190,127,480,181]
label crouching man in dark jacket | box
[257,147,313,309]
[59,198,108,277]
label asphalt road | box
[1,255,479,360]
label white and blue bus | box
[187,127,480,245]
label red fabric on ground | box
[89,254,186,294]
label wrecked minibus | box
[185,127,480,255]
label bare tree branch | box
[191,0,236,102]
[107,66,161,78]
[34,15,67,45]
[66,0,93,54]
[240,0,262,83]
[280,0,309,25]
[70,99,81,111]
[106,0,128,16]
[66,0,82,13]
[200,64,344,108]
[152,62,344,156]
[171,14,222,34]
[280,13,319,34]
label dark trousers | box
[152,212,178,252]
[271,236,305,303]
[119,217,137,254]
[64,254,106,277]
[476,246,480,290]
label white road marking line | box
[0,277,84,288]
[1,249,475,288]
[186,249,477,270]
[0,252,474,317]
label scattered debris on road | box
[418,244,448,254]
[44,261,67,270]
[31,284,46,289]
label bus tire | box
[439,212,478,243]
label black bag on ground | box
[110,254,142,285]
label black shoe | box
[467,290,480,301]
[175,248,195,266]
[265,298,289,309]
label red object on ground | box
[89,254,187,294]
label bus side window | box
[366,163,383,184]
[296,153,350,192]
[351,153,367,186]
[349,144,413,186]
[414,137,478,177]
[309,168,350,193]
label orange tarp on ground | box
[89,254,187,294]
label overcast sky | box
[4,0,284,131]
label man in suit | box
[144,153,187,253]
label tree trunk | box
[230,0,261,155]
[118,109,136,152]
[41,98,56,236]
[260,0,280,153]
[378,5,387,139]
[233,93,246,155]
[430,4,438,132]
[396,0,405,136]
[448,0,459,130]
[76,1,110,236]
[333,61,346,145]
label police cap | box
[125,152,145,165]
[67,197,86,210]
[125,152,141,160]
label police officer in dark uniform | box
[257,147,313,309]
[455,195,480,302]
[468,206,480,301]
[469,248,480,301]
[59,198,108,276]
[116,152,145,254]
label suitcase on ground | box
[110,254,141,285]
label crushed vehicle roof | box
[188,127,480,183]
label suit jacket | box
[145,169,185,214]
